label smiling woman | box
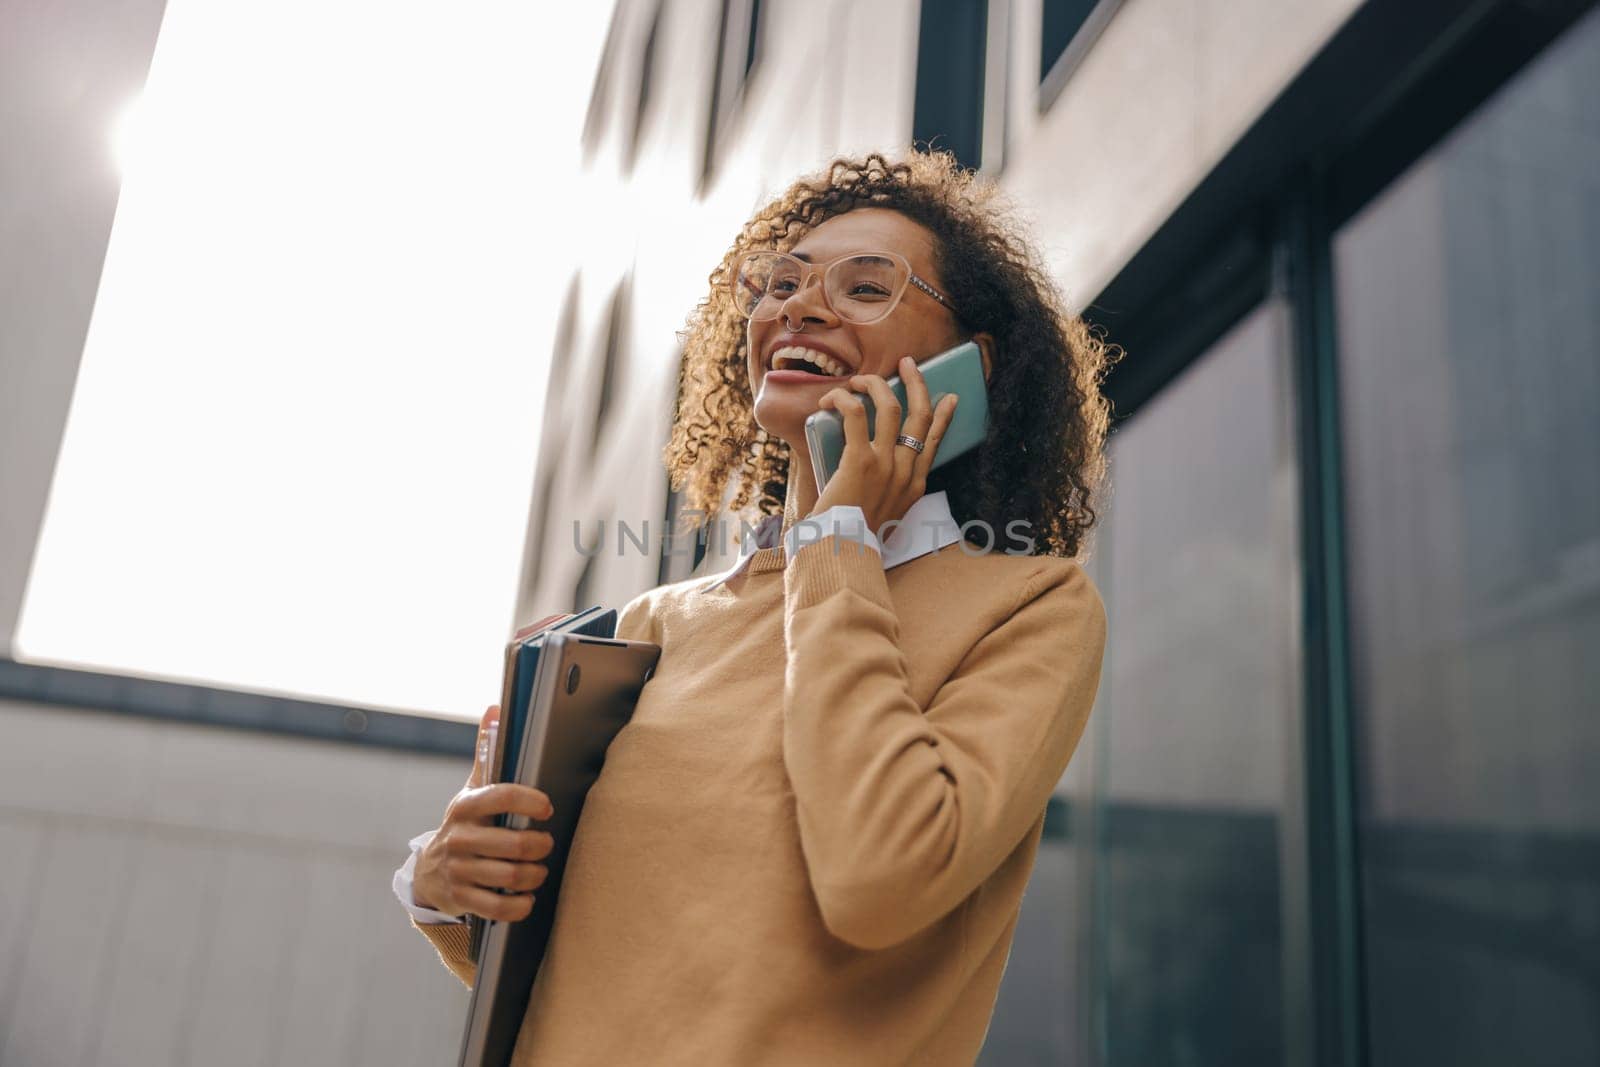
[401,148,1115,1067]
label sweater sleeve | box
[412,918,476,989]
[781,534,1107,950]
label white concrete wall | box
[0,699,469,1067]
[1001,0,1363,306]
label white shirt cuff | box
[393,829,468,924]
[782,504,884,563]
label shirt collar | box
[698,491,963,592]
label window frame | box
[701,0,765,190]
[1037,0,1126,114]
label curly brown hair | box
[664,149,1118,560]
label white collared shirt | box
[702,490,965,591]
[393,830,466,923]
[391,492,966,925]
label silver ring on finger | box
[895,433,926,454]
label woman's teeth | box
[770,346,850,377]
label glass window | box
[979,701,1097,1065]
[913,0,990,171]
[704,0,764,178]
[1332,8,1600,1066]
[1094,302,1302,1066]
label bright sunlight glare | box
[16,0,615,720]
[110,95,143,176]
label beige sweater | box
[415,505,1107,1066]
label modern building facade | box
[2,1,1595,1065]
[520,1,1600,1065]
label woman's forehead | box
[791,208,937,268]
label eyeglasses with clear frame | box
[729,249,959,325]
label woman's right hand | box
[412,704,556,922]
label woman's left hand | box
[811,354,959,537]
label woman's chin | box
[753,394,819,444]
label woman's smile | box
[760,337,856,388]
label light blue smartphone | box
[803,339,989,491]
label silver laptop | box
[458,630,661,1067]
